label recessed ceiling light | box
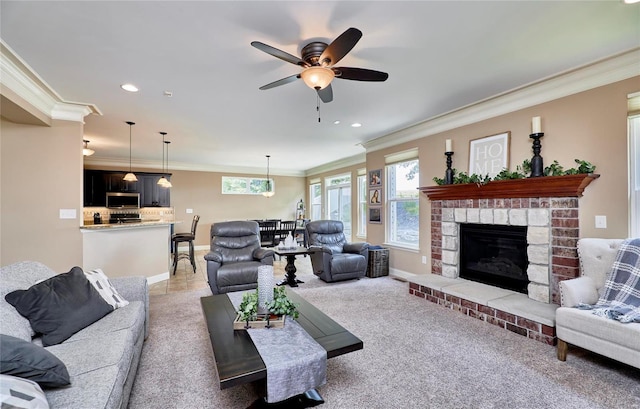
[351,122,362,128]
[163,91,173,97]
[333,120,340,125]
[121,83,139,92]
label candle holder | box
[529,132,544,177]
[444,152,454,185]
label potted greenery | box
[236,286,299,330]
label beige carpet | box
[128,272,640,408]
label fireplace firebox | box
[459,223,529,294]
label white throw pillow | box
[83,269,129,309]
[0,374,49,409]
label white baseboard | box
[147,271,170,285]
[389,268,417,282]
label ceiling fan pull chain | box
[317,94,321,123]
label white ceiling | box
[1,1,638,176]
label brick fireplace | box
[410,174,599,344]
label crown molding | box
[305,153,367,177]
[363,47,640,153]
[0,39,100,124]
[83,157,307,177]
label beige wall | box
[364,77,638,275]
[1,118,84,271]
[169,170,306,247]
[84,165,307,247]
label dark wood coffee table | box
[273,247,311,287]
[200,289,362,407]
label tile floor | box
[149,249,314,296]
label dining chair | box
[257,219,278,247]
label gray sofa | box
[0,261,149,409]
[204,220,275,294]
[306,220,369,283]
[556,238,640,369]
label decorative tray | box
[233,313,286,330]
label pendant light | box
[82,139,95,156]
[163,140,173,188]
[262,155,274,197]
[157,132,170,187]
[123,121,137,182]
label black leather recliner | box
[204,220,274,294]
[306,220,369,283]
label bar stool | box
[172,215,199,274]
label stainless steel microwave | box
[106,192,140,208]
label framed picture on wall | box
[369,188,381,205]
[468,131,510,179]
[369,169,382,187]
[369,207,381,224]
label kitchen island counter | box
[80,220,180,230]
[81,221,181,283]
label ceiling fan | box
[251,27,388,103]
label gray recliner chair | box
[306,220,369,283]
[204,220,274,294]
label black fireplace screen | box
[459,223,529,294]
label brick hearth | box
[413,175,599,344]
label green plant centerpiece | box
[432,158,595,186]
[237,286,299,325]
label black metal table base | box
[276,254,305,287]
[248,389,324,409]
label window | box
[309,182,322,220]
[222,176,273,195]
[357,173,367,238]
[630,114,640,236]
[386,159,419,248]
[326,174,352,238]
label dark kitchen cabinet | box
[140,173,171,207]
[83,170,170,207]
[104,172,138,193]
[84,170,106,206]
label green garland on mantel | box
[432,159,596,186]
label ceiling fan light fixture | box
[300,66,335,90]
[82,139,95,156]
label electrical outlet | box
[595,215,607,229]
[421,256,427,264]
[186,208,193,214]
[59,209,76,219]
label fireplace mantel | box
[419,174,599,200]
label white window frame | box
[385,158,419,250]
[325,174,352,238]
[221,176,273,195]
[357,173,367,238]
[630,114,640,236]
[309,182,322,221]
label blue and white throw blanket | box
[578,238,640,323]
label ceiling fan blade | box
[259,74,301,90]
[317,84,333,103]
[319,27,362,67]
[333,67,389,82]
[251,41,307,67]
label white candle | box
[445,139,452,152]
[532,116,541,134]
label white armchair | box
[556,238,640,369]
